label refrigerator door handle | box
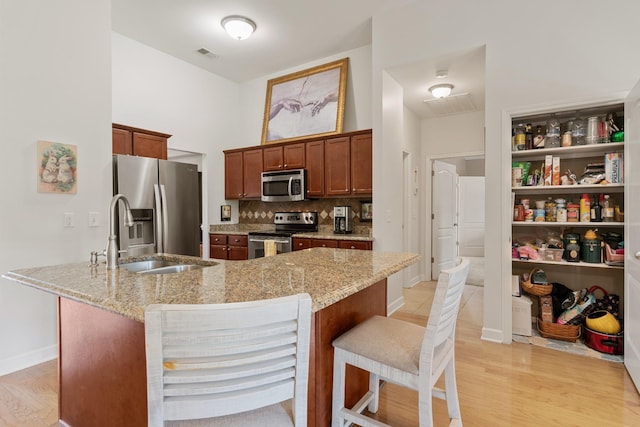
[154,184,163,253]
[159,184,169,253]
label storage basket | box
[521,269,553,296]
[537,318,581,342]
[604,243,623,263]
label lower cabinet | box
[293,237,372,251]
[209,234,248,260]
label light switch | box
[64,212,75,228]
[88,212,100,227]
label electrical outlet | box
[88,212,100,227]
[64,212,75,228]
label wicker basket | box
[521,269,553,296]
[537,318,581,342]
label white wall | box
[372,0,640,343]
[0,0,112,375]
[402,106,422,286]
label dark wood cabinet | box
[223,129,371,200]
[338,240,372,250]
[305,139,325,198]
[209,234,248,260]
[325,136,351,196]
[224,149,263,200]
[293,237,372,251]
[242,149,263,198]
[350,132,372,195]
[263,143,305,171]
[224,151,244,199]
[112,124,170,160]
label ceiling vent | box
[196,48,218,58]
[423,93,476,116]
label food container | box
[582,238,602,263]
[584,326,624,355]
[538,247,563,262]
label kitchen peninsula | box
[3,248,418,427]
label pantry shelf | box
[512,258,623,269]
[512,142,624,161]
[512,183,624,195]
[512,221,623,227]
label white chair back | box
[421,257,470,364]
[145,293,312,426]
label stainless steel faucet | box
[106,194,134,270]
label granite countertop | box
[209,224,374,241]
[3,249,418,322]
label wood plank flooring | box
[0,281,638,426]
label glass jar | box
[514,124,525,151]
[572,117,586,145]
[545,116,561,148]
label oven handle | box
[249,238,291,245]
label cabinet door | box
[210,234,228,246]
[283,143,305,169]
[351,133,372,195]
[224,152,244,199]
[312,239,339,248]
[243,149,263,198]
[338,240,372,250]
[306,140,325,197]
[263,146,283,171]
[325,137,350,196]
[112,128,132,155]
[293,237,312,251]
[210,245,228,260]
[227,235,248,247]
[227,246,248,260]
[132,132,167,160]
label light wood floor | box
[1,282,639,426]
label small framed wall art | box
[360,201,373,222]
[221,204,231,221]
[37,140,78,194]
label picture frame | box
[261,57,348,145]
[221,205,231,221]
[37,140,78,194]
[360,201,372,222]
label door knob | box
[635,251,640,259]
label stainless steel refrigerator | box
[113,155,200,257]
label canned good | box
[567,203,580,222]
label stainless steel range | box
[248,211,318,259]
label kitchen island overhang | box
[3,248,419,427]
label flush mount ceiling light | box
[221,15,256,40]
[429,83,454,98]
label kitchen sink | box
[119,257,217,275]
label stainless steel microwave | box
[261,169,306,202]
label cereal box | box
[605,152,623,184]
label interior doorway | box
[431,154,485,284]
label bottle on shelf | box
[603,194,614,222]
[533,125,545,149]
[514,124,525,151]
[525,123,533,150]
[590,194,602,222]
[580,193,591,222]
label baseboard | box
[481,327,505,344]
[402,274,422,288]
[387,294,404,316]
[0,344,57,376]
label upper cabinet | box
[223,129,372,200]
[225,148,263,200]
[263,143,306,171]
[325,131,372,196]
[112,124,170,160]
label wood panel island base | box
[3,249,418,426]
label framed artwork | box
[360,201,372,222]
[221,204,231,221]
[261,57,348,145]
[37,140,78,194]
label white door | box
[625,80,640,390]
[458,176,485,257]
[432,160,458,279]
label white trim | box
[480,327,504,344]
[386,295,405,316]
[0,344,57,376]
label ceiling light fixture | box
[429,83,454,98]
[221,15,256,40]
[435,69,448,79]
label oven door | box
[248,236,293,259]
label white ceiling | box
[111,0,485,119]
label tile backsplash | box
[239,198,372,228]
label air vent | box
[423,93,476,116]
[196,48,218,58]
